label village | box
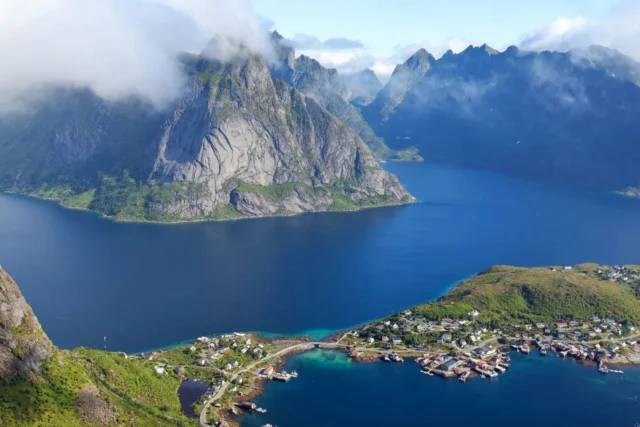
[339,291,640,382]
[132,332,308,426]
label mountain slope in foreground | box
[0,53,412,222]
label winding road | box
[199,342,335,426]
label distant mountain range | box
[269,31,420,161]
[362,44,640,191]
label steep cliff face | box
[147,55,411,219]
[0,266,53,381]
[268,32,393,157]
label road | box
[199,342,340,426]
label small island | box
[3,263,640,426]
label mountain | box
[339,69,383,105]
[370,44,640,191]
[269,31,421,161]
[0,51,413,221]
[363,48,435,124]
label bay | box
[242,349,640,427]
[1,161,640,352]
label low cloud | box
[518,1,640,60]
[0,0,271,113]
[283,33,364,50]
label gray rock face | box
[0,266,53,381]
[147,55,412,218]
[269,33,389,156]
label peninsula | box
[3,263,640,426]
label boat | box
[539,348,547,356]
[521,345,530,354]
[609,369,624,374]
[598,366,609,374]
[290,371,298,378]
[381,355,391,362]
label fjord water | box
[242,350,640,427]
[2,162,640,352]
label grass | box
[8,174,407,223]
[235,182,297,202]
[354,264,640,347]
[0,348,198,426]
[65,189,95,209]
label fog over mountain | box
[0,0,273,112]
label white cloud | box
[0,0,271,112]
[518,2,640,59]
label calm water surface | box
[1,161,640,352]
[242,350,640,427]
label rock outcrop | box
[0,266,53,381]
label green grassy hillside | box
[0,349,196,426]
[414,265,640,327]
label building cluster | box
[595,265,640,282]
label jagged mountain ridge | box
[268,31,420,160]
[0,51,413,221]
[370,44,640,190]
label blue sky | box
[250,0,637,78]
[253,0,615,53]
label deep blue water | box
[242,350,640,427]
[2,161,640,352]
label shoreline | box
[222,340,640,426]
[1,190,416,226]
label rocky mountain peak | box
[460,43,499,56]
[404,48,434,70]
[0,266,53,381]
[270,30,284,41]
[504,45,520,56]
[363,48,434,121]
